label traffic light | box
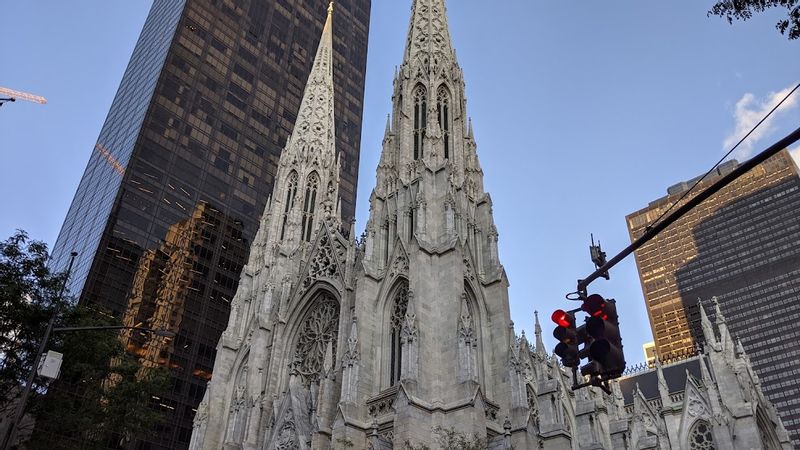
[551,294,626,391]
[581,294,625,378]
[551,310,580,368]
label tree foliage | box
[0,231,168,449]
[0,231,69,404]
[709,0,800,39]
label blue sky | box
[1,1,799,364]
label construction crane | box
[0,87,47,107]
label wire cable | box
[646,81,800,232]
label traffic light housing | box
[551,294,626,391]
[551,310,580,368]
[582,295,625,378]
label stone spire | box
[285,4,335,159]
[711,296,734,355]
[534,311,547,357]
[376,0,478,183]
[655,359,670,406]
[698,354,723,416]
[403,0,455,64]
[363,0,501,281]
[698,299,718,351]
[245,3,341,249]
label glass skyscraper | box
[48,0,370,448]
[627,150,800,445]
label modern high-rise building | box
[627,150,800,445]
[47,0,370,448]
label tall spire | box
[404,0,455,64]
[246,2,341,250]
[284,3,336,162]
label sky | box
[1,1,799,365]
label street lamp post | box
[1,251,175,450]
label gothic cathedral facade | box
[189,1,791,449]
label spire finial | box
[712,296,726,324]
[698,298,717,347]
[534,311,546,356]
[328,1,334,16]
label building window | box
[301,172,319,242]
[437,85,451,159]
[408,205,415,241]
[292,291,339,385]
[688,420,715,450]
[280,171,299,240]
[389,280,409,386]
[413,86,426,160]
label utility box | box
[37,351,63,380]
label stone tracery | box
[688,420,715,450]
[291,292,339,385]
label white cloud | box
[723,83,799,160]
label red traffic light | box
[551,309,573,328]
[582,294,608,319]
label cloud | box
[723,83,799,160]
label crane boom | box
[0,87,47,104]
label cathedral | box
[188,1,791,449]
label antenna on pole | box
[589,234,609,281]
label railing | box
[621,348,700,377]
[367,385,399,418]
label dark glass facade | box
[627,150,800,445]
[48,0,370,448]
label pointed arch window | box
[408,204,415,241]
[413,86,427,160]
[291,291,340,385]
[389,281,409,386]
[688,420,715,450]
[383,219,390,265]
[301,172,320,242]
[280,171,299,240]
[437,86,451,159]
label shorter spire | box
[711,296,726,324]
[633,383,646,414]
[347,314,358,353]
[655,359,669,404]
[698,298,717,348]
[534,311,546,357]
[383,114,392,139]
[712,296,734,354]
[735,338,747,359]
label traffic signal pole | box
[576,126,800,297]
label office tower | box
[627,150,800,444]
[47,0,370,448]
